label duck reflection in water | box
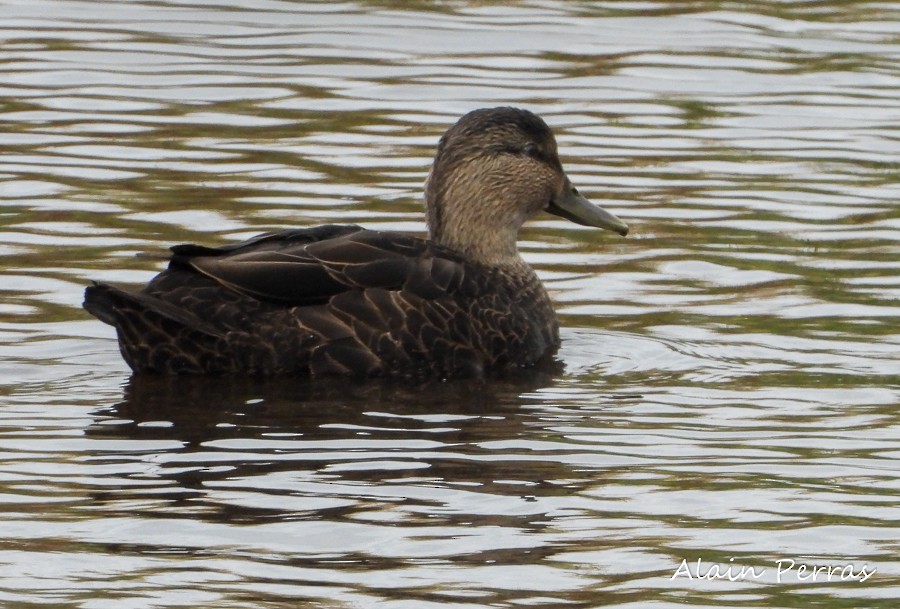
[85,372,599,525]
[84,107,628,379]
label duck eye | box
[522,143,539,157]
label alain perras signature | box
[671,557,875,583]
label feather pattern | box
[84,107,627,378]
[86,225,557,377]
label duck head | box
[425,107,628,268]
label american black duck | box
[84,107,628,378]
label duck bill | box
[546,180,629,236]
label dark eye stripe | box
[525,145,558,169]
[493,143,545,160]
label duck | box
[84,107,628,378]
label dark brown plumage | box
[84,107,628,378]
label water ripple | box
[1,1,899,607]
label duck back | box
[84,225,559,378]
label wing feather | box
[170,225,475,307]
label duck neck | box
[425,169,533,274]
[434,222,528,271]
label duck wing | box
[170,224,471,306]
[87,225,547,376]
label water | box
[1,1,899,607]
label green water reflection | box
[0,0,898,607]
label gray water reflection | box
[2,0,900,607]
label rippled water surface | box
[2,1,899,607]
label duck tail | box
[83,282,126,328]
[84,282,225,373]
